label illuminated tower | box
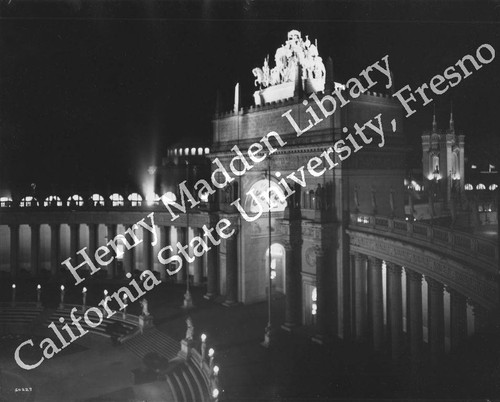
[421,105,465,207]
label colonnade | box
[2,223,220,289]
[349,252,487,362]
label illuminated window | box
[174,149,178,156]
[67,194,84,207]
[464,184,473,191]
[198,147,203,155]
[191,147,196,155]
[20,196,38,207]
[145,193,160,206]
[489,184,498,191]
[204,147,210,155]
[184,147,189,155]
[44,195,62,207]
[0,197,12,207]
[410,181,421,191]
[90,194,105,206]
[128,193,143,207]
[476,184,486,190]
[110,193,124,207]
[116,244,125,260]
[311,287,317,316]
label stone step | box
[166,375,182,402]
[172,370,188,402]
[124,328,179,360]
[186,361,209,402]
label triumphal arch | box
[211,30,406,340]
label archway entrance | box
[265,243,286,294]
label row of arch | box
[166,147,210,157]
[0,193,165,208]
[465,183,498,191]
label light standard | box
[36,284,41,307]
[59,285,65,309]
[82,287,87,312]
[262,156,273,348]
[11,284,16,306]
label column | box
[472,303,490,334]
[30,224,40,276]
[313,246,327,342]
[449,289,467,350]
[204,232,218,299]
[282,241,301,330]
[367,256,384,351]
[406,269,423,360]
[87,224,98,258]
[70,224,80,258]
[50,224,60,275]
[354,253,367,341]
[176,227,186,282]
[387,262,403,360]
[106,224,117,278]
[193,228,204,285]
[143,226,153,271]
[160,225,170,282]
[9,225,19,277]
[222,233,238,306]
[426,277,445,364]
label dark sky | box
[1,0,500,195]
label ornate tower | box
[421,105,465,207]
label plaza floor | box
[2,280,500,401]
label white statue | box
[185,317,194,341]
[140,298,149,316]
[252,30,326,89]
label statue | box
[252,30,325,89]
[252,67,265,88]
[185,316,194,341]
[140,298,149,316]
[354,186,360,212]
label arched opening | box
[265,243,286,293]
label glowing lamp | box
[161,192,177,207]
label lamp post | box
[183,160,194,309]
[59,285,65,309]
[11,284,16,306]
[82,287,87,311]
[36,284,41,307]
[201,333,207,364]
[208,348,215,370]
[262,156,273,348]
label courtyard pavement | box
[3,279,500,401]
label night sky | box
[1,1,500,196]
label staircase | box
[124,327,179,360]
[166,358,210,402]
[43,307,139,342]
